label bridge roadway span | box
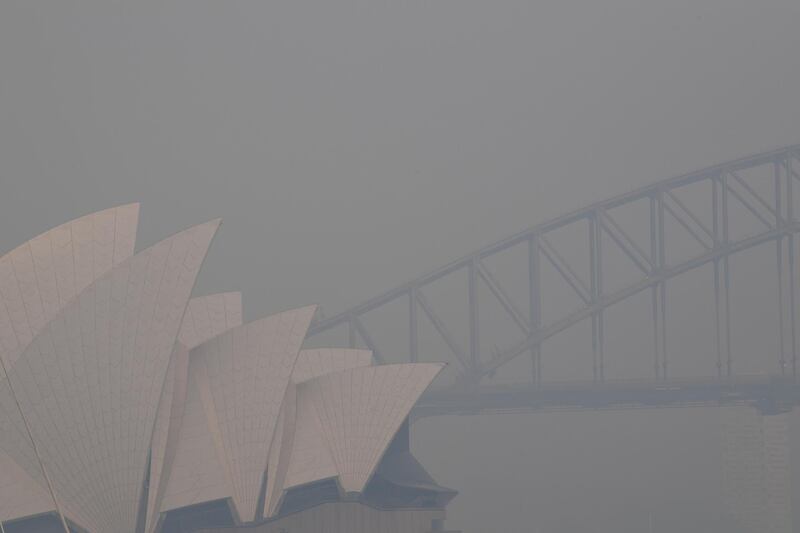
[412,375,800,417]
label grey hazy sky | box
[2,2,800,532]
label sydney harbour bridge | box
[307,145,800,532]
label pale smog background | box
[1,2,800,532]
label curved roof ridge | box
[292,348,373,384]
[0,202,140,259]
[0,203,139,371]
[178,292,243,350]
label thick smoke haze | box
[2,2,800,532]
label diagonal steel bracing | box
[308,145,800,401]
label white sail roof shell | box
[158,353,238,514]
[4,219,219,532]
[0,205,443,529]
[276,348,372,494]
[303,363,443,493]
[0,203,139,371]
[146,292,242,533]
[281,382,339,491]
[263,381,298,518]
[0,204,140,525]
[159,306,316,523]
[0,448,57,524]
[272,361,441,516]
[267,349,374,516]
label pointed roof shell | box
[162,306,316,523]
[146,292,242,533]
[303,363,443,493]
[4,219,219,532]
[281,383,338,491]
[0,203,139,370]
[0,204,139,525]
[158,354,238,514]
[264,348,373,516]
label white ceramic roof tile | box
[263,382,297,518]
[158,355,236,514]
[178,292,243,350]
[0,203,139,371]
[0,378,45,506]
[282,383,338,491]
[191,306,316,522]
[0,448,56,523]
[5,220,219,533]
[305,363,443,493]
[0,204,140,524]
[146,292,243,533]
[291,349,373,384]
[145,345,190,531]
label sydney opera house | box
[0,205,457,533]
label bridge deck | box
[413,376,800,417]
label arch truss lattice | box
[308,146,800,394]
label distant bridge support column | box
[722,406,792,533]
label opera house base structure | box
[0,205,457,533]
[159,424,459,533]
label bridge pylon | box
[722,405,792,533]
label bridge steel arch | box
[307,146,800,394]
